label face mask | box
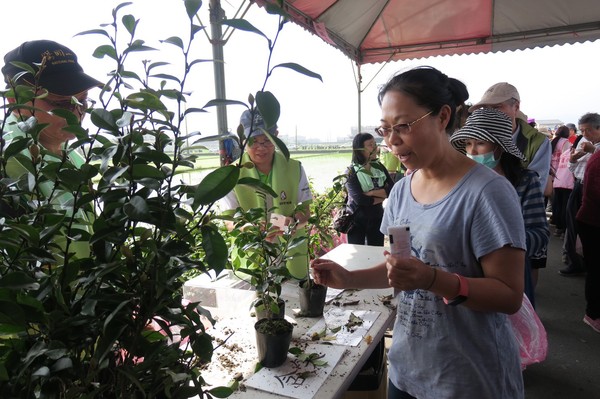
[467,150,500,169]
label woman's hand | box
[311,258,350,289]
[581,141,596,154]
[384,251,434,291]
[365,188,387,199]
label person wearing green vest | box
[469,82,551,288]
[222,109,313,279]
[1,40,103,260]
[379,143,398,172]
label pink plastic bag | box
[508,295,548,369]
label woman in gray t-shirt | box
[312,67,526,399]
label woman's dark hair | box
[378,66,469,134]
[352,132,375,165]
[551,125,570,153]
[499,152,525,188]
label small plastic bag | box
[508,294,548,369]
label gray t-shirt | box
[381,163,526,399]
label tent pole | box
[357,63,362,133]
[209,0,228,166]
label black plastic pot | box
[254,297,285,320]
[254,318,294,368]
[298,279,327,317]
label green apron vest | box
[516,119,547,169]
[233,152,309,279]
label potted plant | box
[297,177,347,317]
[226,196,302,367]
[0,2,240,397]
[0,0,323,393]
[209,9,321,368]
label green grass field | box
[188,151,351,194]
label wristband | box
[443,273,469,306]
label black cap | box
[2,40,103,96]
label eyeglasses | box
[375,110,433,138]
[248,138,275,149]
[42,97,88,115]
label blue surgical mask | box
[467,150,500,169]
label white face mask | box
[467,150,500,169]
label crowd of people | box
[2,38,598,399]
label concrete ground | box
[522,230,600,398]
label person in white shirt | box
[561,112,600,275]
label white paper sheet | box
[244,343,347,399]
[324,287,344,304]
[302,308,380,347]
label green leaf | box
[116,111,133,127]
[32,366,50,378]
[123,40,157,54]
[201,225,228,275]
[90,108,119,131]
[265,2,289,17]
[57,168,86,189]
[125,92,167,111]
[208,386,234,398]
[160,240,191,256]
[184,0,202,19]
[123,196,151,221]
[0,272,39,290]
[92,45,118,61]
[120,70,143,83]
[255,91,280,132]
[51,357,73,372]
[81,299,97,317]
[162,36,184,49]
[183,107,207,116]
[188,58,213,69]
[150,73,181,84]
[8,61,36,76]
[65,126,91,141]
[4,136,31,158]
[102,166,129,184]
[191,24,205,37]
[122,14,138,36]
[193,165,239,206]
[237,177,277,198]
[133,149,173,164]
[26,246,58,264]
[221,19,269,42]
[271,134,290,160]
[203,98,247,109]
[0,323,25,334]
[113,1,133,18]
[288,347,303,355]
[130,164,165,180]
[0,301,26,327]
[75,28,111,39]
[272,62,323,82]
[147,61,169,72]
[8,224,40,245]
[103,300,131,332]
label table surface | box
[186,244,395,399]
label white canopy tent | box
[253,0,600,129]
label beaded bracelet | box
[425,267,437,290]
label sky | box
[3,0,600,142]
